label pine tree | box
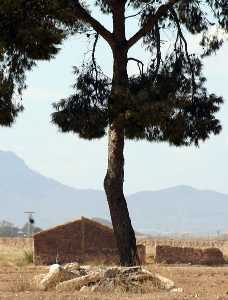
[0,0,227,265]
[0,0,71,125]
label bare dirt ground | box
[1,264,228,300]
[1,239,228,300]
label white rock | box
[56,272,102,291]
[39,264,76,291]
[170,287,183,293]
[154,273,175,290]
[49,264,61,273]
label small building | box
[34,217,118,265]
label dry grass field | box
[1,238,228,300]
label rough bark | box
[104,120,139,266]
[104,4,139,266]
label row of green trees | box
[0,0,227,265]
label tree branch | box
[127,57,144,75]
[69,1,114,46]
[152,22,161,83]
[125,9,144,20]
[92,32,99,100]
[169,6,196,99]
[125,0,154,20]
[127,0,180,49]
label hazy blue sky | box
[1,8,228,194]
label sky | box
[1,6,228,195]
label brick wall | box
[155,245,225,265]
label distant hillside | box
[1,150,228,235]
[127,186,228,235]
[0,151,109,228]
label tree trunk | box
[104,23,139,265]
[104,121,139,266]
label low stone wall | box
[139,238,228,259]
[155,245,225,265]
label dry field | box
[1,238,228,300]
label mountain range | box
[0,150,228,235]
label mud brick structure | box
[34,217,118,265]
[155,245,225,265]
[34,217,145,265]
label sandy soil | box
[0,264,228,300]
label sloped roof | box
[33,217,114,238]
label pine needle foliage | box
[51,0,227,146]
[0,0,226,141]
[0,0,82,126]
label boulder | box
[39,264,76,290]
[56,272,102,291]
[63,262,80,273]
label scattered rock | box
[104,267,120,278]
[79,269,88,276]
[39,264,76,291]
[56,272,102,291]
[80,285,93,292]
[120,266,142,274]
[49,264,61,273]
[170,287,183,293]
[80,265,92,271]
[63,262,80,273]
[129,273,155,282]
[154,273,175,290]
[34,264,179,293]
